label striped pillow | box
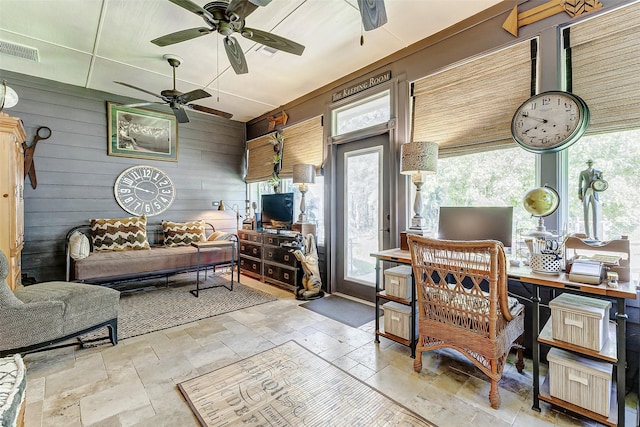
[91,215,150,251]
[163,220,206,247]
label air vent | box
[257,45,277,57]
[0,41,39,62]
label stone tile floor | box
[21,275,638,426]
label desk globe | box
[523,185,559,237]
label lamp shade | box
[400,141,438,175]
[292,163,316,184]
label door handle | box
[379,228,390,233]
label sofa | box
[65,216,239,287]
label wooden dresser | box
[0,113,26,290]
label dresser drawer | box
[239,242,262,258]
[240,257,262,275]
[263,263,297,287]
[263,246,296,266]
[238,231,261,243]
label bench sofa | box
[65,216,238,287]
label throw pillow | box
[90,215,150,251]
[163,220,207,247]
[206,230,234,241]
[68,231,91,260]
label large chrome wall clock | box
[114,165,175,216]
[511,91,590,153]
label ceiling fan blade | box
[171,104,190,123]
[151,27,212,47]
[224,36,249,74]
[188,104,233,119]
[178,89,211,104]
[241,27,305,56]
[114,81,165,100]
[168,0,215,21]
[357,0,387,31]
[249,0,272,6]
[226,0,259,21]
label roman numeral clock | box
[114,165,175,216]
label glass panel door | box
[335,134,390,301]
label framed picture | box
[107,102,178,162]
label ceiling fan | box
[358,0,387,31]
[115,54,232,123]
[151,0,305,75]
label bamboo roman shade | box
[412,40,534,157]
[245,116,324,183]
[567,2,640,134]
[245,133,276,183]
[280,116,324,177]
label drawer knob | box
[284,273,289,279]
[284,255,289,261]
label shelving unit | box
[371,249,417,358]
[511,270,637,427]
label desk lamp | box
[400,141,438,232]
[292,163,316,223]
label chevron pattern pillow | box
[162,220,206,247]
[90,215,150,251]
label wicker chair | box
[407,235,525,409]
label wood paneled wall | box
[0,70,246,282]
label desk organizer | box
[549,293,611,351]
[530,253,562,274]
[548,347,612,417]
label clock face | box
[511,91,590,153]
[114,165,175,216]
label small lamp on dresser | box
[400,141,438,233]
[292,163,316,223]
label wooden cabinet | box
[238,230,302,291]
[0,113,26,290]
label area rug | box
[178,340,436,427]
[80,273,277,343]
[300,295,380,328]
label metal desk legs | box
[615,298,628,427]
[532,284,541,412]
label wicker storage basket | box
[383,302,412,340]
[549,293,611,351]
[384,265,412,299]
[548,347,612,417]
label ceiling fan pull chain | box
[360,22,365,46]
[217,37,220,103]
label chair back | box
[407,235,512,339]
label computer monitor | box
[437,206,513,248]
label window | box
[567,129,640,277]
[247,178,325,245]
[420,146,537,249]
[332,90,390,136]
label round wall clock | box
[114,165,175,216]
[511,91,590,153]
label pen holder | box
[530,253,562,274]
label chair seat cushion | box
[15,282,119,335]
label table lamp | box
[292,163,316,223]
[400,141,438,231]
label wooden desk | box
[371,248,637,426]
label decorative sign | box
[331,71,391,102]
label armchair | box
[0,251,120,357]
[407,235,525,409]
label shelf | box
[375,329,413,347]
[538,319,617,363]
[539,372,617,427]
[376,290,412,305]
